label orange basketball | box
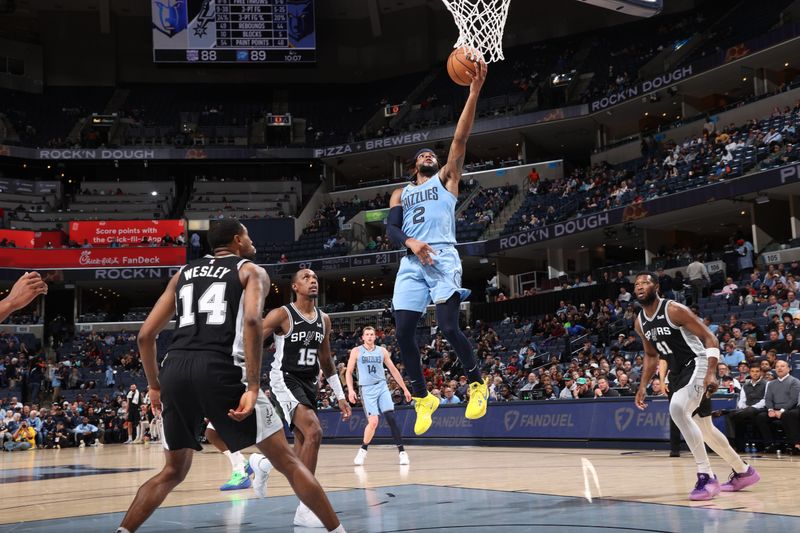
[447,47,479,86]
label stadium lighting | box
[151,191,158,196]
[755,195,770,204]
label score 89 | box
[250,50,267,61]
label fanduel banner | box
[70,220,186,246]
[317,397,733,442]
[590,65,694,112]
[0,247,187,269]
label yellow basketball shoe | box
[412,393,440,435]
[465,379,489,419]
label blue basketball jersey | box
[356,345,386,387]
[400,174,457,247]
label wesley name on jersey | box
[182,264,232,281]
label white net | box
[442,0,511,63]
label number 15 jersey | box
[271,303,325,380]
[401,174,457,247]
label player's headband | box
[414,148,437,161]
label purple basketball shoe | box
[720,466,761,492]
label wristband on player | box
[705,347,720,360]
[328,374,345,401]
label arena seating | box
[680,0,795,67]
[501,102,800,236]
[0,86,114,148]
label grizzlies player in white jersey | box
[387,58,489,436]
[116,219,345,533]
[633,272,759,501]
[250,268,352,529]
[345,326,412,466]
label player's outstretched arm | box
[0,272,48,323]
[138,270,181,415]
[634,316,660,410]
[345,347,359,404]
[440,59,487,192]
[384,348,412,402]
[320,313,351,419]
[229,263,269,421]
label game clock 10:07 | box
[152,0,316,64]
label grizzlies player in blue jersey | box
[345,326,412,466]
[387,58,488,435]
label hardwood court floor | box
[2,443,799,532]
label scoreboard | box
[152,0,316,64]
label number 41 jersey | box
[168,254,250,363]
[271,303,325,380]
[638,298,705,370]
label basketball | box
[447,47,480,86]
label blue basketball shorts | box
[360,383,394,417]
[391,246,471,313]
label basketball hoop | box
[441,0,511,63]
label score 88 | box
[200,50,217,61]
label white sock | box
[228,450,246,473]
[257,456,271,473]
[328,525,346,533]
[116,528,132,533]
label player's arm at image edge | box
[240,263,269,390]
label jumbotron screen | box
[151,0,316,64]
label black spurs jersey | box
[638,298,706,371]
[270,303,325,380]
[168,254,250,364]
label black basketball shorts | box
[269,370,318,429]
[158,350,282,452]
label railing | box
[513,270,548,295]
[326,302,471,332]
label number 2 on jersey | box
[412,206,425,224]
[178,282,227,327]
